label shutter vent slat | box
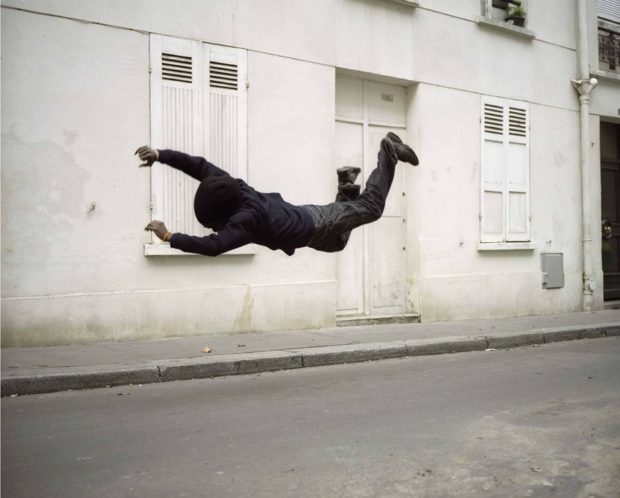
[162,53,192,83]
[210,61,238,90]
[484,103,504,135]
[509,107,527,137]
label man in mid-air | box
[137,132,418,256]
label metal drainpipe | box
[571,0,598,311]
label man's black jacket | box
[158,150,315,256]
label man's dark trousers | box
[305,138,398,253]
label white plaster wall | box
[425,0,577,50]
[412,84,584,321]
[1,9,336,346]
[2,0,616,344]
[2,0,579,102]
[1,10,149,297]
[1,0,415,75]
[409,7,578,111]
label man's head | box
[194,176,242,230]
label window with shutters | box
[479,96,531,249]
[147,35,247,253]
[481,0,524,23]
[597,0,620,72]
[477,0,534,39]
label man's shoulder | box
[227,206,260,228]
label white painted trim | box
[591,69,620,83]
[144,243,258,256]
[336,116,407,129]
[477,242,536,251]
[387,0,419,7]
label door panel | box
[335,74,364,121]
[335,121,364,315]
[370,217,406,314]
[367,125,406,315]
[601,122,620,301]
[337,228,365,314]
[602,159,620,300]
[364,81,407,125]
[335,121,364,169]
[335,75,408,317]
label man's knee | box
[357,191,384,223]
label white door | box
[335,76,408,317]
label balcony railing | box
[599,26,620,71]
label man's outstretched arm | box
[135,146,229,181]
[145,219,254,256]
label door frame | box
[335,78,409,317]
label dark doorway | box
[601,122,620,301]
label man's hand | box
[135,146,159,167]
[145,220,172,242]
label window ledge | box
[387,0,419,7]
[476,16,536,40]
[144,243,257,256]
[591,69,620,83]
[477,242,536,251]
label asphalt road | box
[3,337,619,498]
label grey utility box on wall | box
[541,253,564,289]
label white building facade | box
[2,0,619,346]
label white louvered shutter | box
[597,0,620,23]
[150,36,247,244]
[506,103,529,241]
[204,45,248,180]
[150,34,206,240]
[480,97,530,243]
[481,98,506,242]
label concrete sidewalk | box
[2,310,620,396]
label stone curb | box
[487,332,544,349]
[1,366,159,397]
[405,336,488,355]
[543,325,606,343]
[158,351,303,382]
[301,342,407,367]
[2,323,619,396]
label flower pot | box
[505,15,526,27]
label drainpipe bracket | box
[583,275,596,293]
[571,78,598,96]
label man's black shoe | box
[386,132,419,166]
[386,132,403,144]
[337,166,361,185]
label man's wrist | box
[163,231,173,242]
[155,149,159,161]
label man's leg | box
[323,167,359,250]
[336,166,361,202]
[307,133,417,252]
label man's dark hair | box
[194,176,242,226]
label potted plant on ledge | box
[505,4,527,27]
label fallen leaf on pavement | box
[202,347,212,353]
